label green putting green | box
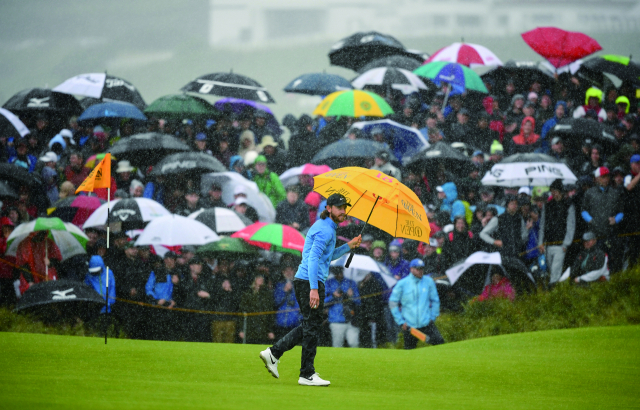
[1,326,638,409]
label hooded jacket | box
[573,88,607,122]
[84,255,116,313]
[615,96,630,119]
[389,273,440,328]
[540,101,567,141]
[253,160,286,207]
[509,116,541,154]
[438,182,466,221]
[145,271,173,302]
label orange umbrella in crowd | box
[313,167,430,267]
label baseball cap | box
[582,232,596,241]
[594,167,609,178]
[39,151,57,163]
[472,150,484,157]
[326,193,351,207]
[234,197,248,206]
[59,129,76,144]
[551,136,562,145]
[518,187,531,196]
[436,186,444,193]
[195,132,207,141]
[409,259,425,269]
[630,154,640,164]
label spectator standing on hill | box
[275,185,310,232]
[389,259,445,349]
[480,195,531,259]
[85,255,116,314]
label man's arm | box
[307,231,329,290]
[479,217,499,245]
[428,278,440,322]
[538,204,546,247]
[388,282,405,326]
[563,205,576,249]
[331,235,362,260]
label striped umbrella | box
[6,217,88,262]
[312,90,393,118]
[231,222,305,256]
[425,42,503,68]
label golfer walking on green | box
[260,193,362,386]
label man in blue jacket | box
[389,259,445,350]
[260,193,362,386]
[85,255,116,314]
[325,266,360,348]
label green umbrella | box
[6,217,88,262]
[231,222,305,256]
[413,61,488,93]
[196,237,259,256]
[144,93,219,119]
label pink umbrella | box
[425,42,503,68]
[521,27,602,69]
[279,164,331,186]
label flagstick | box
[345,195,381,268]
[105,185,110,345]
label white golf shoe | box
[298,372,330,386]
[259,348,279,379]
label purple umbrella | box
[213,98,282,136]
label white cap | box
[233,185,247,196]
[59,129,76,144]
[234,197,248,206]
[429,238,439,247]
[436,186,444,193]
[88,266,102,273]
[39,151,57,163]
[518,186,532,196]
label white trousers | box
[329,322,360,348]
[547,245,566,283]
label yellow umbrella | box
[313,167,430,266]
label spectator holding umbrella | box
[200,182,227,208]
[253,155,286,207]
[538,179,576,284]
[442,216,476,269]
[476,271,515,302]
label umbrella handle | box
[345,195,380,268]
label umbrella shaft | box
[346,195,381,268]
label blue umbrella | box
[78,101,147,123]
[284,72,353,96]
[346,119,429,165]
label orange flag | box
[75,153,112,194]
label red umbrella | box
[231,222,305,255]
[521,27,602,69]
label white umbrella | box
[82,198,171,229]
[330,254,397,288]
[135,214,220,246]
[201,172,276,222]
[6,220,88,262]
[445,252,502,285]
[482,160,577,187]
[188,207,249,233]
[0,108,30,137]
[352,67,429,95]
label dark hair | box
[319,209,330,220]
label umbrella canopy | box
[108,132,192,167]
[481,60,556,95]
[150,152,226,177]
[0,108,30,138]
[328,31,420,72]
[284,72,353,96]
[201,172,276,222]
[188,207,250,234]
[2,88,83,117]
[14,279,105,315]
[213,98,282,136]
[0,163,50,213]
[548,118,618,153]
[312,90,394,118]
[135,214,220,246]
[521,27,602,69]
[330,253,397,288]
[482,153,577,187]
[196,237,259,257]
[77,101,147,124]
[181,72,275,103]
[346,119,429,165]
[6,217,88,261]
[313,167,430,242]
[0,181,18,199]
[414,62,488,93]
[312,139,393,169]
[358,55,423,73]
[405,141,474,177]
[144,93,219,120]
[82,198,171,229]
[48,195,105,227]
[279,164,332,187]
[582,55,640,84]
[425,42,503,68]
[53,73,146,110]
[352,67,429,95]
[231,222,305,255]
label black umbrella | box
[150,152,226,177]
[582,55,640,84]
[2,88,83,118]
[0,108,30,139]
[108,132,192,167]
[283,72,353,96]
[14,280,104,320]
[358,54,424,73]
[405,141,474,177]
[329,31,418,72]
[53,73,147,110]
[0,163,50,212]
[548,117,618,153]
[0,181,18,199]
[312,139,392,169]
[481,60,555,94]
[189,207,251,234]
[181,72,275,103]
[449,257,535,297]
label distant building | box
[209,0,640,48]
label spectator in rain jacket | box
[573,87,607,122]
[85,255,116,314]
[145,267,175,308]
[273,265,303,339]
[476,272,515,302]
[508,116,541,154]
[325,266,361,347]
[253,155,286,207]
[540,101,567,152]
[9,138,37,173]
[437,182,466,222]
[385,242,410,280]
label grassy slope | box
[1,326,639,410]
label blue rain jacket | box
[274,281,303,328]
[84,255,116,313]
[389,273,440,328]
[145,272,173,302]
[324,277,360,323]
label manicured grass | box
[1,326,638,409]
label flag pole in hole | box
[75,153,112,344]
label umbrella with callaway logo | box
[83,198,171,229]
[53,73,147,110]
